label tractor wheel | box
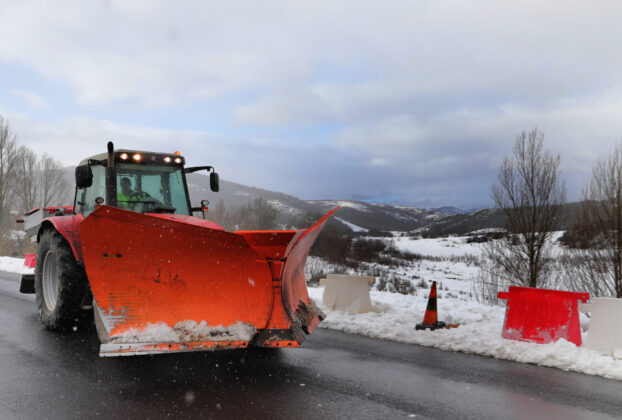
[35,229,87,331]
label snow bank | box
[309,287,622,380]
[0,257,34,275]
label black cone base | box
[415,321,447,331]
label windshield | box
[116,163,189,215]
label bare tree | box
[0,116,18,228]
[484,128,566,288]
[252,197,278,229]
[14,146,40,212]
[207,199,234,230]
[231,198,279,230]
[564,144,622,297]
[13,148,70,212]
[471,259,505,306]
[38,153,70,207]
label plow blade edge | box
[237,207,338,347]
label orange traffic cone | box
[416,281,447,330]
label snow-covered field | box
[308,234,622,381]
[393,235,483,257]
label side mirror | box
[75,165,93,188]
[184,166,219,192]
[210,172,220,192]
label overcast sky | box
[1,1,622,208]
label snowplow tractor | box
[20,142,336,356]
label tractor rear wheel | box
[35,229,88,330]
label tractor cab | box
[74,143,218,217]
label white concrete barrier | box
[579,297,622,357]
[321,274,374,314]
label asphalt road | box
[1,270,622,420]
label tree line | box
[207,198,280,231]
[0,116,69,245]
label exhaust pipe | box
[106,141,117,207]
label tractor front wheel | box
[35,229,87,330]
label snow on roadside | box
[309,287,622,380]
[0,257,34,275]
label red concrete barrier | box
[498,286,589,346]
[24,253,35,269]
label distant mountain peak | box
[431,206,468,215]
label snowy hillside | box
[307,200,444,231]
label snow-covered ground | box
[0,256,34,275]
[393,231,567,258]
[393,235,483,257]
[309,287,622,380]
[335,217,368,232]
[314,200,371,212]
[267,200,304,217]
[308,234,622,381]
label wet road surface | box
[1,271,621,419]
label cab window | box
[115,163,190,215]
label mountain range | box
[60,169,576,236]
[187,173,507,234]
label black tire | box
[35,229,88,331]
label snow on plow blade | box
[80,206,337,356]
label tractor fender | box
[38,214,84,263]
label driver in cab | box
[117,177,135,209]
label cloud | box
[369,157,390,167]
[0,111,221,165]
[2,1,622,207]
[329,93,622,204]
[3,1,620,109]
[0,111,358,200]
[9,89,48,109]
[0,1,341,106]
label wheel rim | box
[42,250,60,311]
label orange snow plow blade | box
[80,205,337,356]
